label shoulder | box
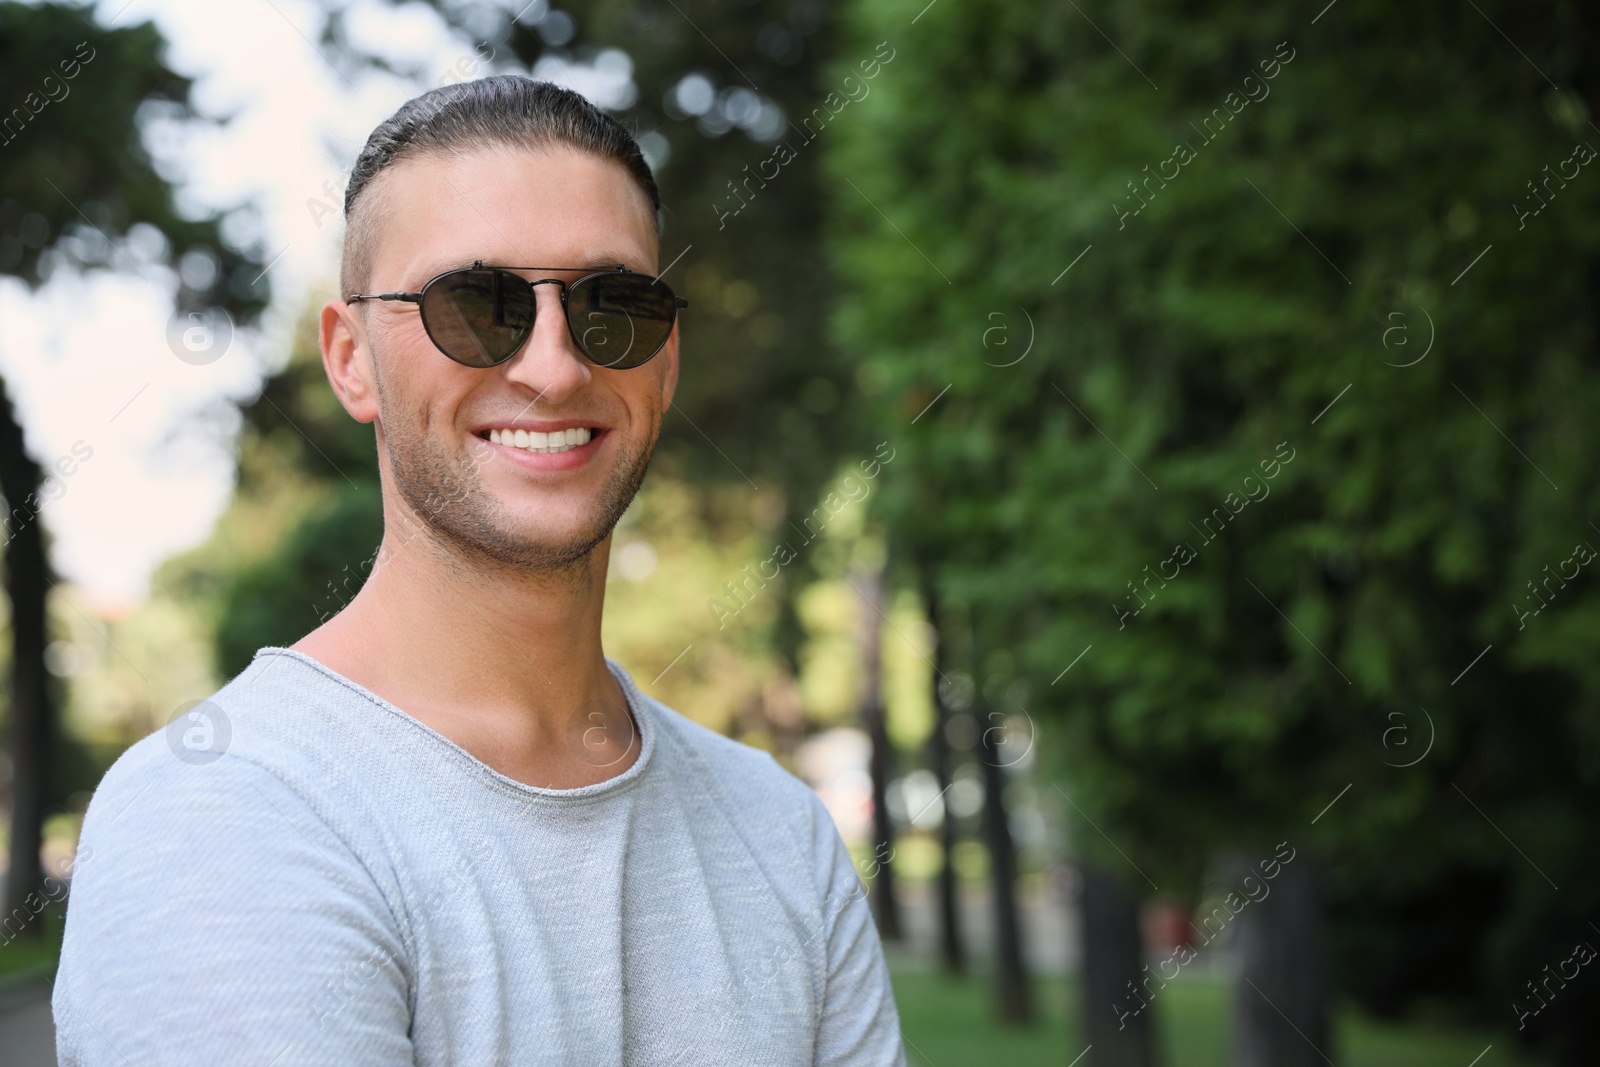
[637,687,820,814]
[59,655,410,986]
[72,710,385,904]
[57,731,413,1065]
[104,647,415,812]
[625,677,845,877]
[78,665,295,846]
[69,649,406,915]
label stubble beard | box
[377,378,659,577]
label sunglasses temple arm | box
[347,292,423,304]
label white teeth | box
[489,427,593,454]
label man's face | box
[331,145,678,573]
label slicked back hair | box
[339,75,661,300]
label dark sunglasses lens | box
[420,269,533,367]
[568,273,679,369]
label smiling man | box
[53,76,905,1066]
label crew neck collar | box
[249,646,656,802]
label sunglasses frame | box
[344,259,688,370]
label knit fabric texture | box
[53,647,906,1065]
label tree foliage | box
[0,0,269,315]
[0,0,270,918]
[828,0,1600,1057]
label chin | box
[457,520,612,572]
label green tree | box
[203,311,380,678]
[828,0,1600,1063]
[0,0,268,924]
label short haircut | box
[340,75,662,298]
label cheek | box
[598,393,657,463]
[637,377,670,435]
[372,314,431,372]
[376,328,478,437]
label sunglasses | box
[345,260,687,370]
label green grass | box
[890,967,1550,1067]
[0,907,63,989]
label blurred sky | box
[0,0,637,612]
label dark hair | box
[340,76,661,297]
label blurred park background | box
[1,0,1598,1064]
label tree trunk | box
[977,692,1032,1023]
[0,375,53,932]
[853,562,900,941]
[1231,853,1330,1067]
[1081,866,1156,1067]
[920,570,965,974]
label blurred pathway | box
[0,979,55,1067]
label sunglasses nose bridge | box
[525,277,571,330]
[525,277,573,333]
[496,278,592,395]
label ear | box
[320,299,380,424]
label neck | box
[291,502,637,788]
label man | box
[53,76,906,1066]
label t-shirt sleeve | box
[53,744,415,1066]
[805,789,908,1067]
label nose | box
[499,278,591,406]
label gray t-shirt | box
[53,647,906,1065]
